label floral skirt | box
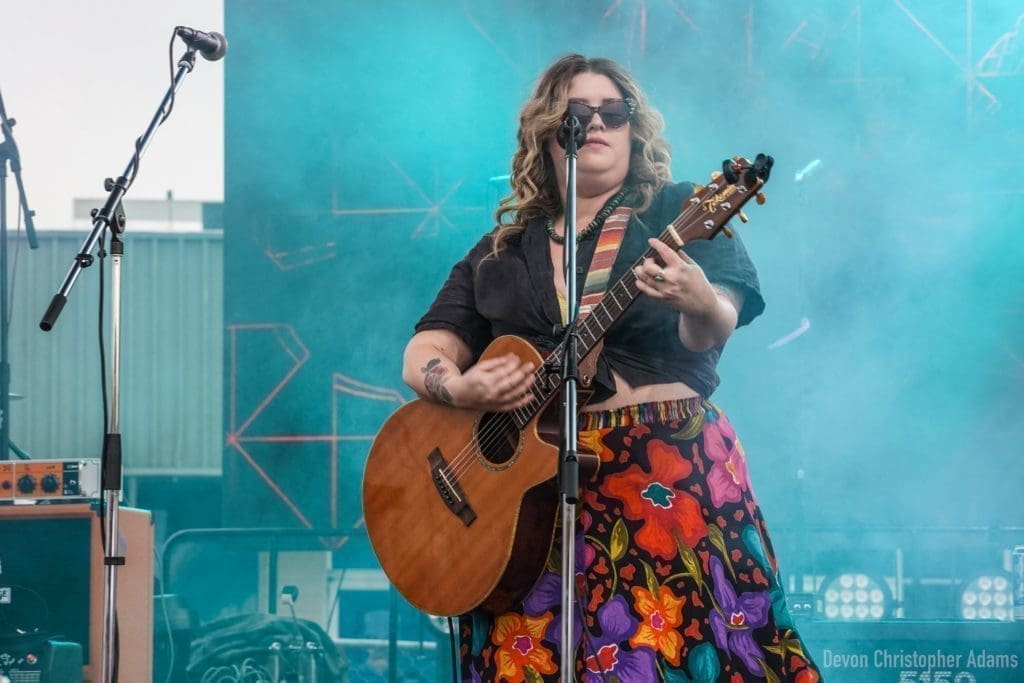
[459,397,821,682]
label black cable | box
[447,616,458,683]
[95,226,118,682]
[125,29,178,191]
[96,229,108,548]
[6,202,21,326]
[164,29,179,123]
[113,612,120,682]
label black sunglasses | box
[566,98,637,129]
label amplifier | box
[0,505,153,681]
[0,460,100,504]
[0,637,82,683]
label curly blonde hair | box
[490,54,672,257]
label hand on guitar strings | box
[448,353,536,412]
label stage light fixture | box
[959,574,1013,621]
[819,572,889,621]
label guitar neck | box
[518,155,772,423]
[574,232,674,355]
[523,229,674,416]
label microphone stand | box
[0,87,39,462]
[556,116,586,681]
[38,46,203,683]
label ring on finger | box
[653,268,666,282]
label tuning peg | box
[756,192,766,205]
[711,171,722,181]
[693,183,705,193]
[722,226,735,238]
[737,211,749,223]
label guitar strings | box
[439,264,649,482]
[439,181,742,483]
[441,353,555,481]
[445,264,643,481]
[441,265,641,482]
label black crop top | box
[414,181,765,401]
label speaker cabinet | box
[0,503,153,682]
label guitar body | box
[363,336,596,616]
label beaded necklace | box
[545,188,627,245]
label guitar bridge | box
[428,448,476,526]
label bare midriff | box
[584,370,699,412]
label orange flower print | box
[600,439,708,558]
[579,427,616,463]
[629,584,686,666]
[491,612,557,682]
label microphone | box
[175,26,228,61]
[556,115,587,150]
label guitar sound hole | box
[475,412,521,468]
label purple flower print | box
[582,596,657,683]
[708,555,771,676]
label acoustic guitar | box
[362,154,773,616]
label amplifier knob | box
[17,474,36,493]
[41,474,60,493]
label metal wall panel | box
[6,230,222,474]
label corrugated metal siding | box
[7,230,222,474]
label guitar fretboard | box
[509,232,672,429]
[503,161,768,429]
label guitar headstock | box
[669,153,774,246]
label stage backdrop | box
[223,0,1024,561]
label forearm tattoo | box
[422,358,454,405]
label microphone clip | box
[175,26,228,62]
[556,115,587,152]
